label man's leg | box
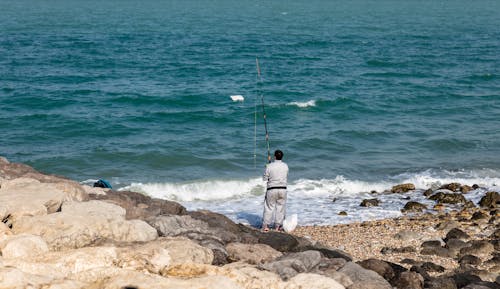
[274,190,287,230]
[262,190,277,230]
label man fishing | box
[262,149,289,232]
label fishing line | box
[255,58,271,163]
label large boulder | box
[0,178,68,223]
[0,267,86,289]
[425,277,458,289]
[0,233,49,259]
[260,250,322,280]
[337,262,392,289]
[89,189,186,219]
[357,259,398,282]
[0,158,88,201]
[257,231,300,252]
[226,242,282,264]
[12,201,158,250]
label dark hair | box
[274,150,284,160]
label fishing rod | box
[255,57,271,164]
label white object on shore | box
[230,95,244,102]
[283,214,298,233]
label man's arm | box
[263,164,270,182]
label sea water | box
[1,0,500,225]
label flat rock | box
[460,255,482,266]
[338,261,392,289]
[445,228,470,241]
[12,208,158,250]
[357,258,405,282]
[226,242,282,264]
[425,277,458,289]
[0,267,86,289]
[284,273,345,289]
[89,189,187,219]
[394,230,421,241]
[421,247,453,258]
[260,250,322,280]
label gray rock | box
[463,282,500,289]
[471,211,490,221]
[460,255,482,266]
[391,271,424,289]
[460,240,494,257]
[381,246,416,254]
[338,262,392,289]
[446,238,469,252]
[425,277,457,289]
[453,273,482,288]
[259,250,322,280]
[436,220,461,231]
[445,228,470,241]
[299,244,352,261]
[394,230,421,241]
[257,231,300,252]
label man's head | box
[274,150,284,160]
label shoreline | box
[1,156,499,288]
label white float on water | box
[230,95,244,102]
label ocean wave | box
[287,100,316,108]
[118,168,500,203]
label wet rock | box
[338,211,348,216]
[460,255,482,266]
[461,185,473,193]
[391,271,424,289]
[463,282,500,289]
[259,250,322,280]
[445,228,470,241]
[471,211,490,221]
[421,262,445,273]
[391,183,415,193]
[460,240,494,258]
[338,261,392,289]
[479,191,499,209]
[429,191,466,204]
[402,201,427,213]
[89,189,186,220]
[360,198,380,207]
[440,183,462,192]
[317,257,347,272]
[226,242,282,265]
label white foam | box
[120,178,263,202]
[118,169,500,226]
[230,95,244,102]
[288,100,316,108]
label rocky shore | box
[0,156,498,289]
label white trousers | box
[262,189,287,227]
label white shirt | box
[263,160,289,189]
